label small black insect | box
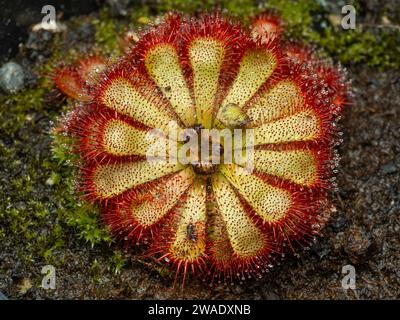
[187,223,197,242]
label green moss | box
[0,83,62,266]
[0,88,45,134]
[220,0,257,22]
[0,91,111,270]
[51,133,112,248]
[155,0,257,22]
[1,0,399,286]
[0,194,65,266]
[65,203,112,247]
[265,0,323,40]
[129,4,152,25]
[318,27,400,70]
[108,251,127,274]
[92,0,400,71]
[263,0,400,70]
[157,0,219,14]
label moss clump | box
[264,0,324,40]
[0,78,111,271]
[108,251,127,275]
[158,0,256,20]
[264,0,400,70]
[0,91,112,268]
[157,0,219,14]
[93,0,400,71]
[318,27,400,70]
[0,88,45,135]
[0,87,53,266]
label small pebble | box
[0,62,24,93]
